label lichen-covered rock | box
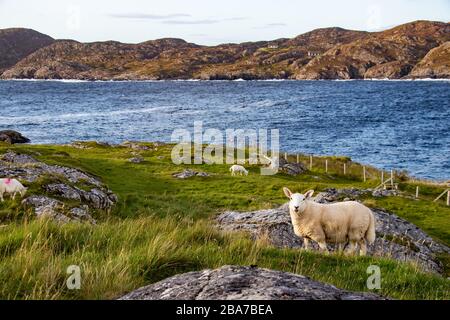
[372,189,399,197]
[22,196,96,223]
[1,151,117,222]
[313,188,398,200]
[1,151,37,164]
[216,190,450,274]
[121,141,150,151]
[69,205,95,224]
[80,188,117,210]
[173,169,210,179]
[45,183,82,201]
[44,183,117,210]
[128,157,144,164]
[22,195,70,222]
[0,151,103,186]
[314,188,370,203]
[279,158,308,176]
[119,265,386,300]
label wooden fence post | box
[296,154,299,164]
[363,166,366,182]
[416,186,419,199]
[343,163,346,175]
[309,155,313,171]
[391,170,394,188]
[284,152,287,161]
[381,171,384,184]
[325,159,328,173]
[447,190,450,206]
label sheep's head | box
[20,187,28,197]
[283,187,314,213]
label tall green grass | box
[0,143,449,299]
[0,217,448,300]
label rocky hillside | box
[409,41,450,79]
[0,28,54,73]
[295,21,450,79]
[0,21,449,80]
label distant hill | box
[0,28,54,73]
[294,21,450,79]
[409,41,450,79]
[1,21,449,80]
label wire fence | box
[283,152,450,206]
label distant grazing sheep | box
[229,165,248,176]
[0,178,28,202]
[283,187,375,255]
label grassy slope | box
[0,143,449,300]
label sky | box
[0,0,449,45]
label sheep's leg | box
[359,240,367,256]
[303,238,310,250]
[317,241,329,254]
[12,192,16,200]
[345,240,358,255]
[337,243,345,253]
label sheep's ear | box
[304,190,314,199]
[283,187,292,199]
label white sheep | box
[229,165,249,176]
[0,178,28,202]
[283,187,375,255]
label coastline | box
[1,78,449,83]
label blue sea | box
[0,80,449,180]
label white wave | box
[0,106,176,125]
[340,78,450,82]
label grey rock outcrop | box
[44,183,116,210]
[0,131,30,144]
[120,265,385,300]
[314,188,370,203]
[278,157,308,176]
[22,196,69,222]
[121,141,151,151]
[1,151,117,223]
[372,189,399,197]
[216,190,450,274]
[128,156,144,164]
[173,169,210,179]
[314,187,399,200]
[22,196,96,223]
